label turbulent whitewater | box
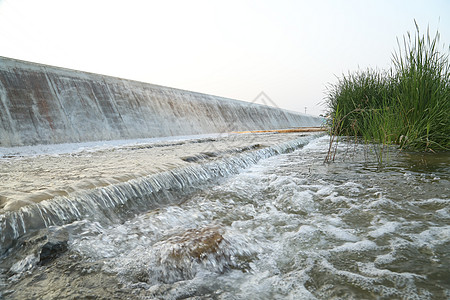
[0,134,449,299]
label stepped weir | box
[0,56,323,253]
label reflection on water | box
[1,136,449,299]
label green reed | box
[325,22,449,161]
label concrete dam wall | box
[0,56,323,147]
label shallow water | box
[0,132,303,212]
[1,136,449,299]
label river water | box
[0,135,449,299]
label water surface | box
[1,136,448,299]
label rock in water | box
[167,226,225,261]
[145,225,234,284]
[39,238,68,266]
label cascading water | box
[0,134,318,255]
[1,134,449,299]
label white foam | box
[324,224,359,242]
[315,185,334,196]
[374,253,396,265]
[436,207,450,218]
[296,225,317,235]
[413,226,450,247]
[331,240,378,252]
[368,221,400,238]
[9,254,39,275]
[359,262,426,280]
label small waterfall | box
[0,134,319,254]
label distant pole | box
[304,107,307,114]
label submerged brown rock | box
[166,226,225,261]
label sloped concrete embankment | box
[0,56,322,147]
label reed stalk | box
[325,21,449,163]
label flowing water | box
[0,135,449,299]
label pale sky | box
[0,0,449,116]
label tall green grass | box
[325,22,449,158]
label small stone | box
[39,238,68,266]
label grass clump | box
[325,22,449,160]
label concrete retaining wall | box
[0,56,322,147]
